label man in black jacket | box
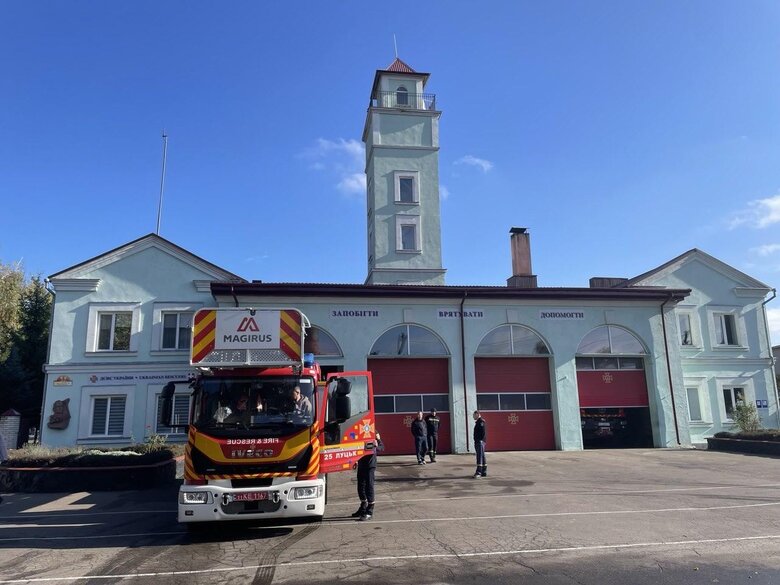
[410,411,428,465]
[424,408,440,463]
[352,433,384,521]
[473,410,487,478]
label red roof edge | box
[385,57,416,73]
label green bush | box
[732,402,762,432]
[714,429,780,442]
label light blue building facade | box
[41,236,242,447]
[40,59,777,452]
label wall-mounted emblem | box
[53,375,72,387]
[47,398,71,430]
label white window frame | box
[715,378,754,424]
[151,303,201,354]
[394,171,420,205]
[676,307,700,348]
[86,303,141,354]
[146,383,191,437]
[683,378,711,425]
[707,307,746,349]
[396,215,421,253]
[78,385,134,441]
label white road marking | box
[0,511,174,522]
[328,482,780,506]
[0,500,777,542]
[21,493,94,513]
[0,524,99,529]
[2,534,780,583]
[343,501,780,525]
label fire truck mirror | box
[335,378,351,396]
[160,382,176,426]
[334,393,351,422]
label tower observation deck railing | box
[371,92,437,111]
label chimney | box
[506,227,538,288]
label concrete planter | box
[0,458,177,492]
[706,437,780,456]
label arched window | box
[369,324,449,356]
[577,325,645,355]
[304,326,343,357]
[396,85,408,106]
[476,325,550,356]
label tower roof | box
[385,57,416,73]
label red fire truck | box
[160,307,376,525]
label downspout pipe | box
[660,293,681,446]
[39,278,57,445]
[760,289,780,427]
[231,285,239,307]
[460,292,470,452]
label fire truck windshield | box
[192,376,315,429]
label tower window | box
[401,225,416,250]
[396,86,408,106]
[394,171,420,204]
[396,215,420,252]
[399,178,414,202]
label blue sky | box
[2,2,780,338]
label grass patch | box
[4,443,175,468]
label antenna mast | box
[155,131,168,235]
[393,34,398,58]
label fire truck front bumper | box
[178,478,325,523]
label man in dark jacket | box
[352,433,384,521]
[473,410,487,478]
[424,408,440,463]
[410,411,428,465]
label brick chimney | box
[506,227,537,288]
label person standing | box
[352,433,384,521]
[424,408,440,463]
[410,411,428,465]
[473,410,487,478]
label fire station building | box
[41,58,778,454]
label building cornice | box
[734,287,771,299]
[49,278,101,292]
[44,361,195,374]
[680,357,773,366]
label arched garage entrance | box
[474,325,555,451]
[576,325,653,448]
[367,324,451,455]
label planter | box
[0,458,177,493]
[706,437,780,457]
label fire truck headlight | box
[292,486,323,500]
[180,491,212,504]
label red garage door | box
[368,358,451,456]
[576,356,653,448]
[474,357,555,451]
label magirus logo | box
[237,317,260,332]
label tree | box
[0,270,51,420]
[0,261,24,362]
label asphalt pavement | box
[1,448,780,584]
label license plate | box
[232,491,269,502]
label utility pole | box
[156,131,169,235]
